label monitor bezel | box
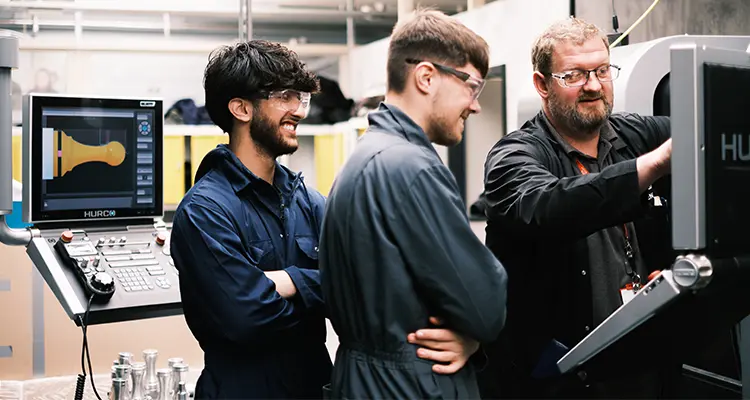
[670,43,750,252]
[22,93,164,225]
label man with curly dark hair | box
[169,40,329,399]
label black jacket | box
[319,104,508,399]
[171,145,331,399]
[478,111,674,398]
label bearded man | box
[477,17,680,399]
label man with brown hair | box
[319,8,509,400]
[478,17,677,398]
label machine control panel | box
[29,224,182,325]
[17,94,179,325]
[54,234,115,302]
[55,229,177,298]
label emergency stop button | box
[155,233,167,246]
[60,231,74,243]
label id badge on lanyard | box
[574,159,642,304]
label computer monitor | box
[22,94,163,225]
[671,43,750,256]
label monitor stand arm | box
[0,35,32,247]
[0,215,33,246]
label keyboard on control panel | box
[84,232,175,293]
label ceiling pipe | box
[1,1,396,19]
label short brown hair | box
[531,17,609,75]
[386,8,489,93]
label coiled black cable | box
[76,294,103,400]
[74,373,86,400]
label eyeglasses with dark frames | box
[405,58,486,100]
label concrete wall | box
[575,0,750,43]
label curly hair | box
[203,40,320,134]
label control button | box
[102,250,132,256]
[155,278,171,289]
[83,237,90,242]
[648,270,660,282]
[93,256,101,267]
[168,257,174,267]
[109,259,160,268]
[581,270,587,276]
[155,233,167,246]
[109,237,116,247]
[96,267,105,273]
[60,231,74,243]
[90,272,115,292]
[97,238,106,246]
[106,256,130,262]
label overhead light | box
[373,2,385,12]
[359,4,372,13]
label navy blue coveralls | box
[170,145,332,399]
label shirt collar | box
[538,110,624,157]
[367,103,439,157]
[216,144,296,195]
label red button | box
[61,231,74,243]
[648,270,661,282]
[155,233,167,246]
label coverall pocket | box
[294,236,319,269]
[247,239,276,268]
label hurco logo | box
[721,133,750,161]
[83,210,116,218]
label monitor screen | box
[23,95,163,224]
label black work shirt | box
[539,113,649,326]
[479,110,671,384]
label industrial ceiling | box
[0,0,482,46]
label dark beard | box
[250,104,298,158]
[427,114,460,147]
[548,89,613,135]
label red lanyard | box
[574,159,641,289]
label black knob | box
[90,272,115,293]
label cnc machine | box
[0,35,182,327]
